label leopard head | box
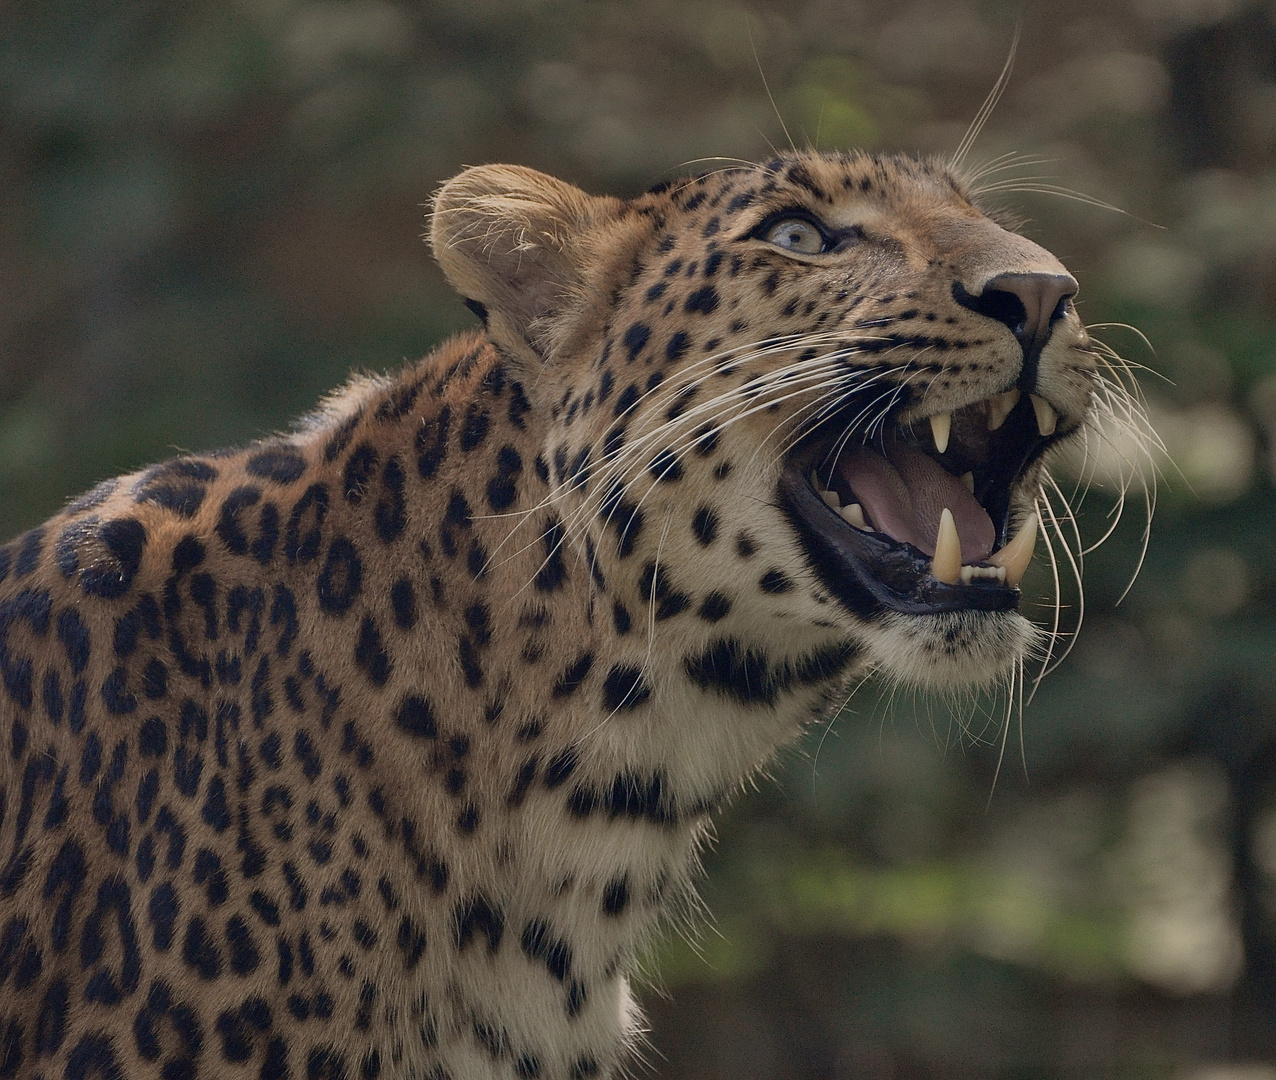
[430,152,1105,694]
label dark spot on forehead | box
[685,287,719,315]
[623,323,650,361]
[786,161,836,202]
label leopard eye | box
[763,218,826,254]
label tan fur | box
[0,151,1101,1079]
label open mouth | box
[780,388,1055,617]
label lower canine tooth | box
[839,503,867,529]
[821,489,841,509]
[931,507,962,584]
[929,412,951,455]
[988,512,1038,587]
[987,389,1020,431]
[1029,394,1058,437]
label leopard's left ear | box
[430,165,640,370]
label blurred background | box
[2,0,1275,1076]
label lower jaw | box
[862,606,1040,692]
[777,467,1022,619]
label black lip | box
[779,469,1021,617]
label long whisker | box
[987,658,1017,805]
[970,180,1158,224]
[749,20,796,154]
[961,152,1053,187]
[814,667,878,779]
[950,23,1020,172]
[1022,480,1085,705]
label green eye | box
[764,218,826,254]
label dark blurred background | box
[2,0,1275,1076]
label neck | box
[284,331,857,1076]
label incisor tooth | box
[931,507,962,584]
[929,412,951,455]
[988,512,1038,587]
[839,502,868,529]
[821,489,841,509]
[959,565,1007,584]
[986,389,1020,431]
[1029,394,1058,437]
[961,472,974,493]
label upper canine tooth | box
[929,412,951,455]
[1029,394,1058,437]
[986,389,1020,431]
[931,508,962,584]
[988,512,1038,587]
[821,489,841,509]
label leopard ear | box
[430,165,629,368]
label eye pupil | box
[763,217,825,254]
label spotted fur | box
[0,151,1112,1079]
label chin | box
[858,608,1042,694]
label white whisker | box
[950,24,1020,172]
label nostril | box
[951,282,1029,341]
[952,272,1077,364]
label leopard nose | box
[983,271,1077,358]
[952,271,1078,386]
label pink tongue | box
[838,444,995,562]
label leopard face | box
[434,151,1094,694]
[0,150,1121,1080]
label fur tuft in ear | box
[430,165,630,369]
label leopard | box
[0,148,1118,1079]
